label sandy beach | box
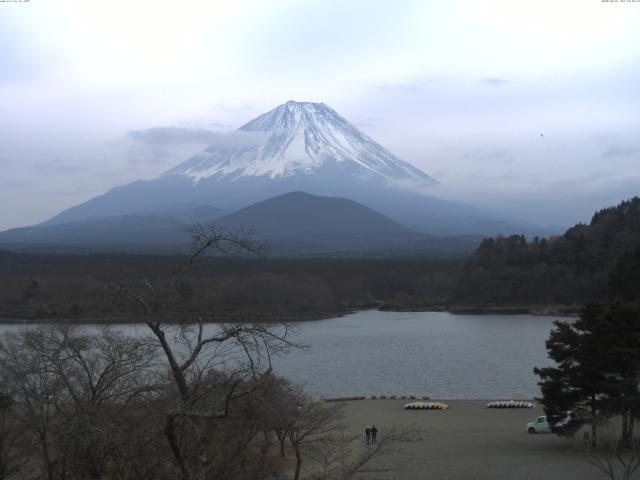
[336,399,605,480]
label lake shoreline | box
[386,305,579,316]
[0,304,579,325]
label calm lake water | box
[0,310,567,399]
[272,310,563,399]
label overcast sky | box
[1,0,639,230]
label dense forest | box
[455,197,640,308]
[1,197,639,322]
[0,253,461,322]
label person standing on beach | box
[371,425,378,444]
[365,426,371,444]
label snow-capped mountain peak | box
[163,101,437,185]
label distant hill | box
[213,191,478,257]
[0,215,192,253]
[0,192,479,257]
[161,203,224,223]
[0,203,223,253]
[215,191,415,249]
[455,197,640,307]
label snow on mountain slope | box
[163,101,437,185]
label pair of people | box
[364,425,378,445]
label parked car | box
[527,413,572,434]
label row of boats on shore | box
[405,400,536,410]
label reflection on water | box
[0,310,565,399]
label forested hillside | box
[455,197,640,307]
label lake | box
[0,310,566,399]
[271,310,563,399]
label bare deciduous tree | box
[279,385,414,480]
[306,427,412,480]
[111,225,300,480]
[578,425,640,480]
[0,392,22,480]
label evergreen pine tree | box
[535,246,640,446]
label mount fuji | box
[3,101,551,253]
[164,101,437,186]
